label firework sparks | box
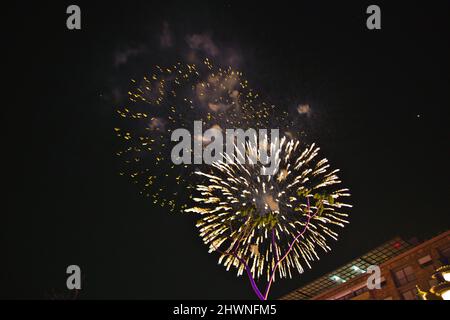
[114,59,290,211]
[186,137,352,299]
[113,58,342,298]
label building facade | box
[281,230,450,300]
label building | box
[281,230,450,300]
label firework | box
[114,59,290,211]
[185,137,352,299]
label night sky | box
[3,1,449,299]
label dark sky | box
[3,1,449,299]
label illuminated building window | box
[330,275,346,283]
[394,265,416,287]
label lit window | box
[351,265,366,273]
[330,275,346,283]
